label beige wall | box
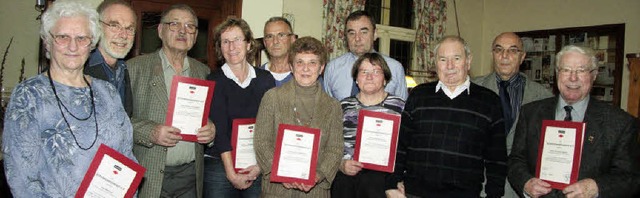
[2,0,637,109]
[446,0,639,110]
[0,0,101,90]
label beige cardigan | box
[254,80,344,198]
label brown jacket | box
[254,80,344,198]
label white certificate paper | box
[539,126,579,184]
[76,144,145,198]
[84,155,137,198]
[234,123,257,169]
[358,116,394,166]
[276,129,315,180]
[171,82,209,136]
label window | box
[366,0,415,72]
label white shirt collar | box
[436,76,471,99]
[221,62,256,88]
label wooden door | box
[127,0,243,71]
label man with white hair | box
[509,45,640,198]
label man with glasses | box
[473,32,552,197]
[84,0,136,117]
[261,17,296,87]
[509,45,640,198]
[323,10,407,101]
[126,4,215,198]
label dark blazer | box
[508,97,640,197]
[84,52,133,117]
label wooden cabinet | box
[516,24,625,107]
[126,0,243,71]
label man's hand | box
[397,182,405,194]
[524,178,552,198]
[151,125,182,147]
[341,159,363,176]
[385,189,406,198]
[562,178,598,198]
[197,121,215,144]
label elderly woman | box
[254,37,343,197]
[2,1,136,197]
[330,53,405,198]
[204,17,275,198]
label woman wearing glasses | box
[204,17,275,198]
[331,53,405,198]
[2,1,137,197]
[254,37,343,197]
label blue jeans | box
[203,156,261,198]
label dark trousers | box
[160,161,197,198]
[1,160,12,198]
[331,170,387,198]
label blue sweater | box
[387,81,507,197]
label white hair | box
[555,45,598,71]
[40,1,101,51]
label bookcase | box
[516,24,625,107]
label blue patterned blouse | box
[2,74,136,197]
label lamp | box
[405,75,418,88]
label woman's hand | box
[226,171,252,190]
[238,165,261,181]
[341,159,364,176]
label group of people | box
[2,1,639,198]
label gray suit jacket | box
[508,97,640,197]
[127,51,210,198]
[473,72,553,154]
[474,73,554,198]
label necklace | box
[47,69,98,150]
[292,85,319,127]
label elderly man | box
[323,10,407,101]
[385,35,507,197]
[473,32,553,197]
[260,16,296,87]
[126,4,215,198]
[508,45,640,198]
[84,0,136,116]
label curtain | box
[321,0,366,60]
[412,0,446,83]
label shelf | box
[516,23,625,107]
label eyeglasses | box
[358,69,383,76]
[557,67,595,76]
[162,21,198,34]
[100,20,135,35]
[49,32,92,47]
[492,47,522,55]
[264,32,293,41]
[221,37,246,47]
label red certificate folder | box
[231,118,257,172]
[76,144,146,198]
[270,124,321,185]
[165,76,215,142]
[535,120,586,189]
[353,109,401,173]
